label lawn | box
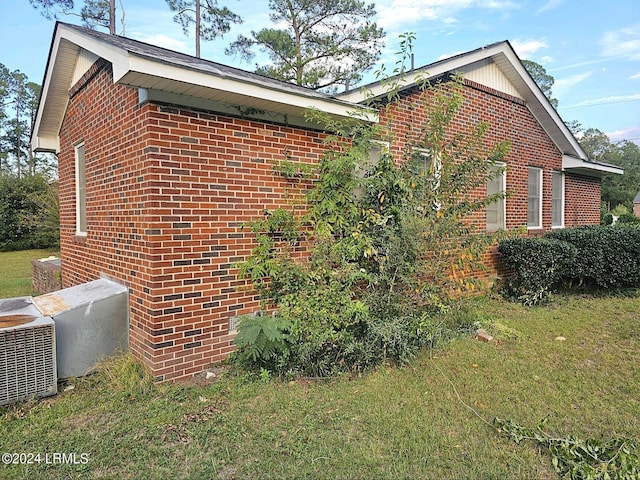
[0,252,638,479]
[0,249,59,298]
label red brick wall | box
[565,173,601,226]
[58,62,601,381]
[59,62,325,381]
[378,79,569,233]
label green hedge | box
[498,237,576,305]
[546,225,640,288]
[499,225,640,304]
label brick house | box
[31,22,622,381]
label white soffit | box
[120,54,369,121]
[562,155,624,176]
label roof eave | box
[31,23,375,154]
[562,155,624,177]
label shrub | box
[616,212,640,225]
[547,225,640,288]
[601,212,614,225]
[234,40,510,377]
[498,237,577,305]
[0,175,59,251]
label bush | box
[616,212,640,225]
[500,225,640,305]
[234,64,509,377]
[601,212,614,225]
[498,237,577,305]
[0,175,59,251]
[547,225,640,288]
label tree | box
[28,0,123,34]
[0,63,56,179]
[226,0,385,92]
[522,59,558,109]
[578,128,640,211]
[166,0,242,58]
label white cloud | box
[540,55,554,64]
[601,24,640,61]
[132,34,189,52]
[566,93,640,108]
[535,0,563,15]
[607,126,640,144]
[376,0,517,29]
[554,72,592,96]
[511,39,548,59]
[437,50,465,61]
[631,72,640,80]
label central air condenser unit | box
[0,297,57,406]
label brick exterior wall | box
[59,62,325,381]
[58,61,602,381]
[564,174,601,226]
[32,258,62,294]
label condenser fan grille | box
[1,320,57,405]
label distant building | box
[634,191,640,217]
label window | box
[354,140,389,198]
[552,171,564,228]
[527,167,542,229]
[486,163,506,231]
[75,143,87,235]
[412,148,442,210]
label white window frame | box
[527,166,542,229]
[413,147,442,211]
[486,162,506,232]
[552,170,565,229]
[75,142,87,236]
[354,140,390,199]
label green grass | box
[0,249,59,298]
[1,252,638,478]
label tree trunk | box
[109,0,116,35]
[195,0,201,58]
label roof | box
[31,22,371,152]
[634,191,640,204]
[30,24,623,178]
[338,40,623,177]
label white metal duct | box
[0,297,57,405]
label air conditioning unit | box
[0,297,57,405]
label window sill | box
[73,234,87,245]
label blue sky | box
[1,0,639,144]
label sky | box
[1,0,639,145]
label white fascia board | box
[497,47,588,160]
[342,42,588,161]
[32,25,130,153]
[562,155,624,175]
[125,54,375,121]
[31,33,63,153]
